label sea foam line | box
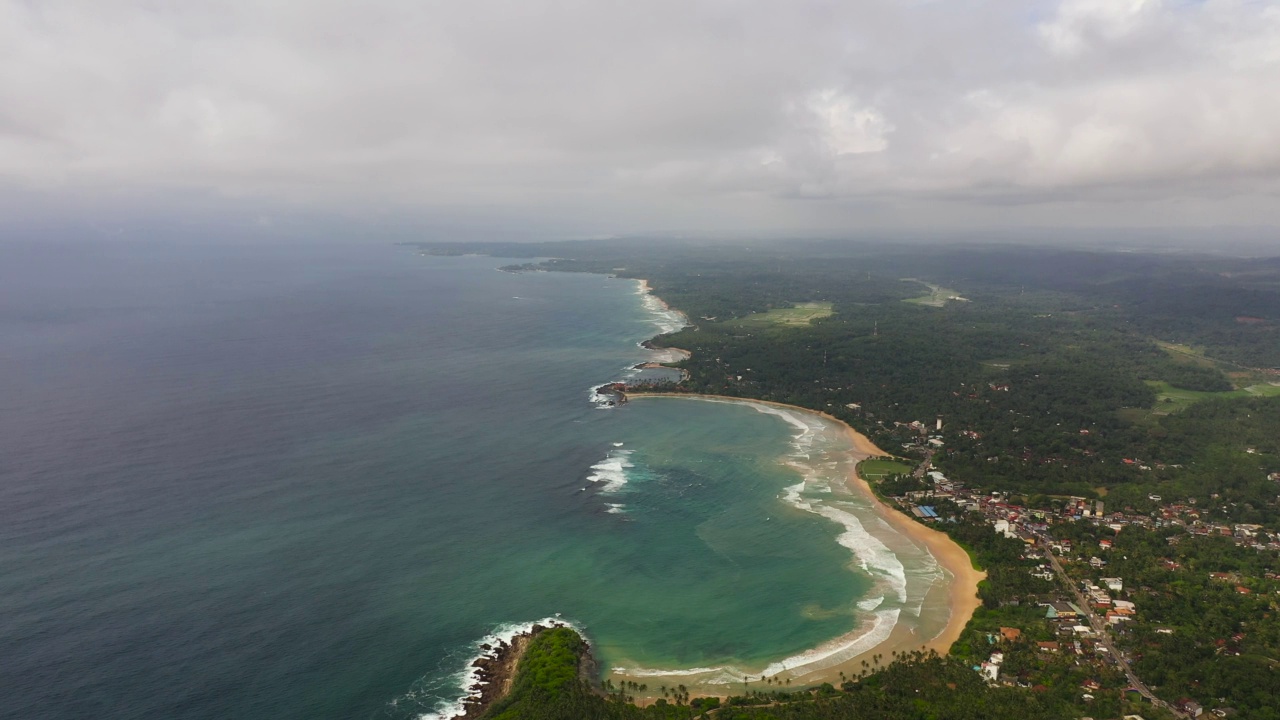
[611,608,902,684]
[635,280,691,335]
[759,608,902,677]
[681,397,912,605]
[586,448,634,494]
[755,403,909,609]
[611,400,915,686]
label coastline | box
[633,279,693,362]
[839,423,986,669]
[457,631,533,720]
[427,270,985,717]
[617,392,985,691]
[452,621,575,720]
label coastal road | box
[1042,546,1185,718]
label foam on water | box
[605,397,944,688]
[583,281,689,407]
[746,404,817,450]
[613,665,728,678]
[813,504,908,603]
[586,449,634,493]
[759,608,902,677]
[900,544,947,617]
[588,385,620,408]
[748,403,909,607]
[408,616,580,720]
[610,607,902,684]
[642,346,690,364]
[635,280,690,335]
[857,595,885,612]
[779,482,908,605]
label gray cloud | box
[2,0,1279,236]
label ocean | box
[0,241,942,720]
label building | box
[1046,601,1079,619]
[1177,699,1204,717]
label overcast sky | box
[3,0,1279,240]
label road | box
[912,449,936,479]
[1042,545,1185,718]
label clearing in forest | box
[1146,380,1280,415]
[901,279,968,307]
[739,302,834,327]
[1154,340,1218,367]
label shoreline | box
[634,279,693,361]
[618,392,985,693]
[433,619,574,720]
[457,631,533,719]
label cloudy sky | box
[3,0,1279,239]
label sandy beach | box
[618,392,985,693]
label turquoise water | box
[0,244,936,720]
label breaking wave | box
[586,449,634,494]
[636,280,690,335]
[611,608,902,685]
[394,616,579,720]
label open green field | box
[1155,340,1217,367]
[738,301,834,327]
[858,457,914,480]
[901,279,967,307]
[1147,380,1280,414]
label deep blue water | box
[0,242,870,719]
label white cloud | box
[0,0,1278,234]
[1039,0,1162,55]
[807,90,893,156]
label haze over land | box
[3,0,1279,242]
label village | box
[864,417,1280,720]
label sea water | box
[0,242,937,720]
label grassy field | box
[1155,338,1277,377]
[901,279,967,307]
[738,302,834,327]
[858,457,914,480]
[1146,380,1280,414]
[1155,340,1218,367]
